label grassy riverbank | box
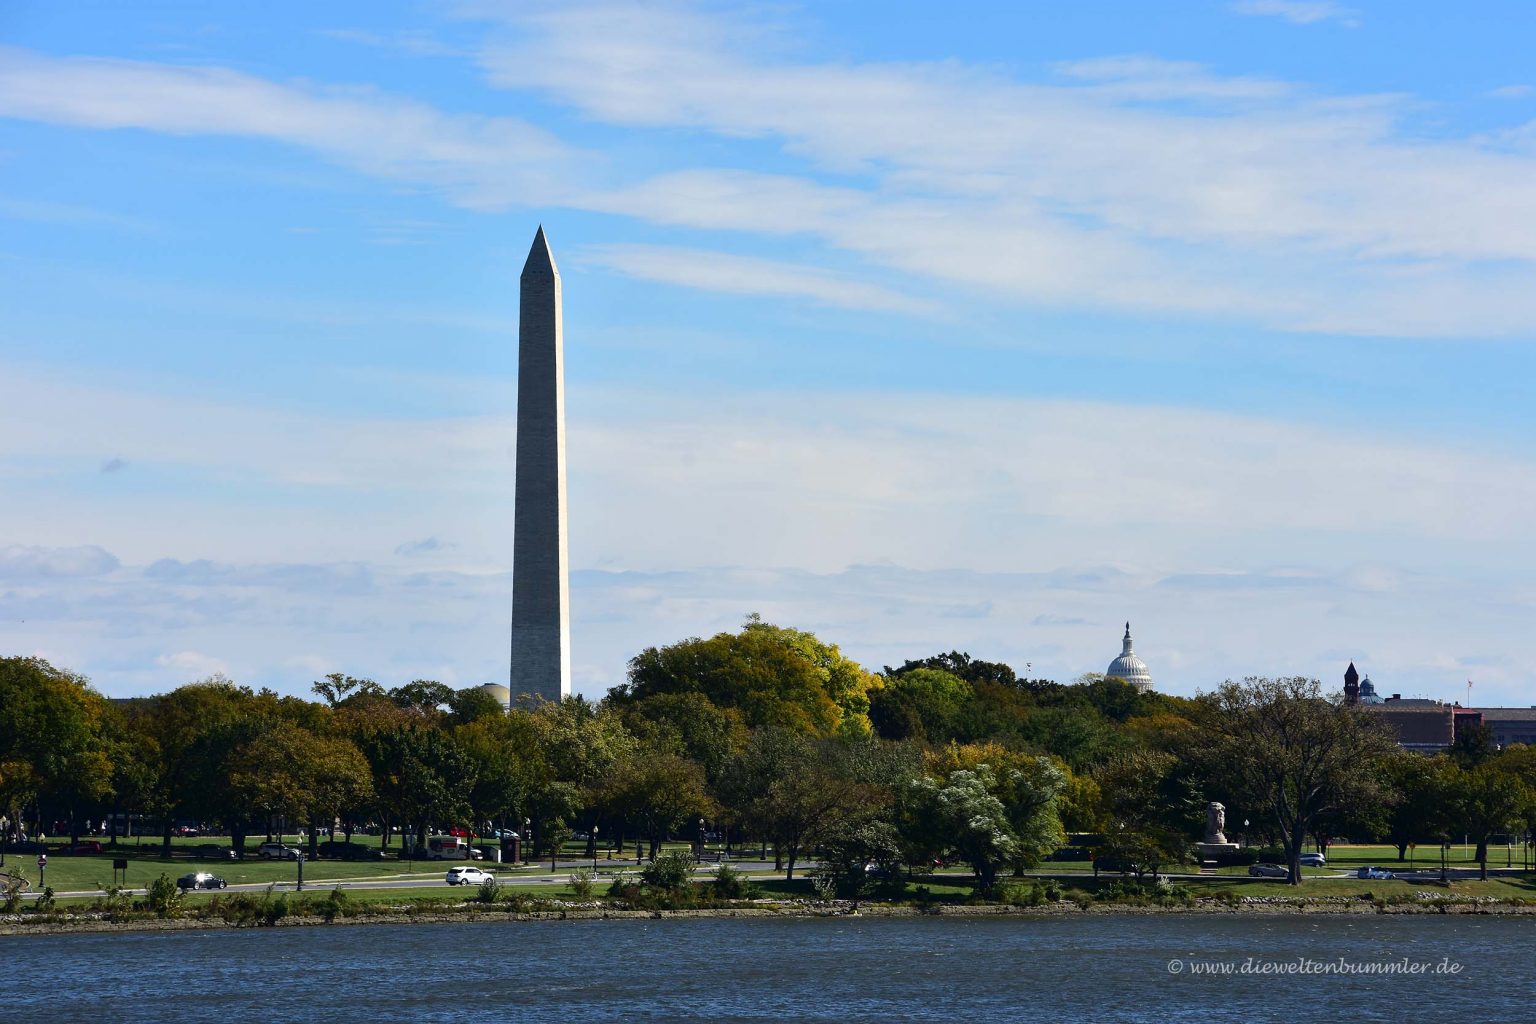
[9,869,1536,937]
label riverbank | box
[8,892,1536,937]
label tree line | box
[5,616,1535,888]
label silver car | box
[1248,863,1288,878]
[446,865,493,886]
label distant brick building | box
[1361,696,1455,753]
[1342,664,1456,752]
[1470,708,1536,747]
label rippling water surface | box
[8,914,1525,1022]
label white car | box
[1299,852,1326,867]
[446,865,493,886]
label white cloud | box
[579,243,936,313]
[9,14,1536,334]
[1487,84,1535,100]
[5,369,1536,703]
[476,3,1536,335]
[5,553,1533,707]
[0,544,120,579]
[0,46,579,209]
[7,363,1536,580]
[154,650,230,680]
[1229,1,1357,25]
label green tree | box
[389,680,456,717]
[869,669,973,743]
[615,692,746,784]
[1436,763,1532,880]
[0,658,112,843]
[1195,677,1398,885]
[909,767,1017,890]
[719,729,877,879]
[1380,750,1444,862]
[311,673,383,708]
[605,746,715,858]
[618,617,877,737]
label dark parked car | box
[193,843,238,860]
[176,872,228,890]
[66,841,104,855]
[2,840,46,854]
[316,840,387,861]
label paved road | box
[21,861,1522,901]
[20,858,786,901]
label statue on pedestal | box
[1204,801,1228,845]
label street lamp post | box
[592,826,600,872]
[296,851,305,892]
[523,818,531,865]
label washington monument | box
[510,226,571,702]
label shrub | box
[606,870,639,899]
[1,873,25,913]
[147,873,185,918]
[319,886,352,922]
[810,873,837,901]
[100,885,131,920]
[711,864,756,900]
[35,886,57,913]
[1000,879,1064,907]
[567,868,595,901]
[640,850,695,892]
[476,876,503,904]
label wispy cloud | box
[471,3,1536,335]
[0,195,156,231]
[317,27,463,58]
[395,536,453,557]
[0,45,579,210]
[155,650,229,679]
[0,543,120,579]
[580,243,937,313]
[5,550,1529,705]
[1229,1,1358,26]
[9,10,1536,335]
[1487,84,1534,100]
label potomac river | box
[8,914,1522,1021]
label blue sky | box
[4,1,1536,705]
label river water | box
[7,914,1525,1021]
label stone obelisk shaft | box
[510,226,571,702]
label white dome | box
[1106,622,1153,693]
[478,683,513,710]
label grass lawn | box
[1180,873,1536,901]
[7,831,690,894]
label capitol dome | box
[1105,622,1153,693]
